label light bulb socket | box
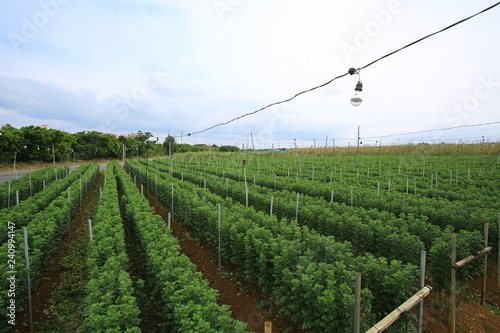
[354,81,363,92]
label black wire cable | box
[188,2,500,136]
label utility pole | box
[250,132,255,153]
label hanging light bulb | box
[348,67,363,107]
[350,81,363,106]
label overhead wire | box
[188,2,500,137]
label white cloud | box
[0,0,499,147]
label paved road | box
[0,163,109,184]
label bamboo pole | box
[365,286,432,333]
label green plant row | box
[0,164,94,245]
[151,159,484,292]
[80,163,141,332]
[127,160,420,332]
[0,166,69,210]
[180,154,500,208]
[0,164,98,333]
[263,160,500,210]
[171,159,495,252]
[116,162,248,332]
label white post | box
[155,175,158,202]
[79,178,82,207]
[88,219,93,240]
[171,182,174,218]
[451,234,456,333]
[295,193,299,222]
[350,186,354,206]
[354,272,361,333]
[16,190,19,206]
[331,189,334,202]
[168,212,171,229]
[270,196,274,217]
[141,184,144,195]
[218,204,221,272]
[23,227,34,332]
[418,250,427,333]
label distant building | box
[40,124,49,129]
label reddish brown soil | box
[423,264,500,333]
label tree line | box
[0,124,239,163]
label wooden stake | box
[264,321,272,333]
[481,220,489,306]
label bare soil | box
[423,265,500,333]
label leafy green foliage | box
[81,162,141,332]
[127,159,423,331]
[115,162,247,332]
[0,164,98,332]
[0,165,68,209]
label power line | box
[188,2,500,136]
[261,120,500,142]
[359,120,500,141]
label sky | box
[0,0,499,149]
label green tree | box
[162,135,177,155]
[0,124,23,162]
[74,131,121,160]
[17,125,75,162]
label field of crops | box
[0,152,499,332]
